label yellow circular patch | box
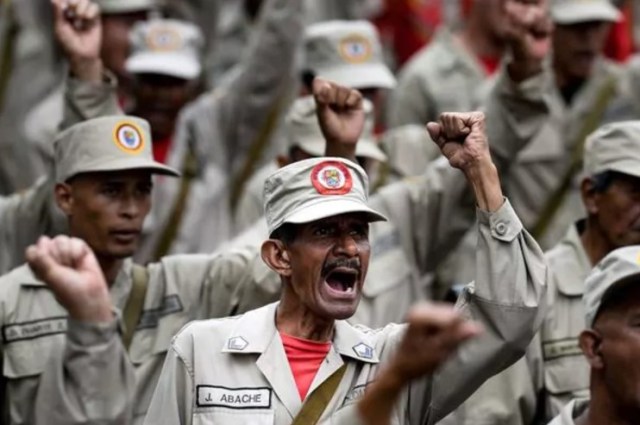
[146,27,183,52]
[339,35,373,64]
[113,122,145,154]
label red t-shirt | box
[280,333,332,401]
[152,137,172,164]
[479,55,501,76]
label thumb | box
[312,78,333,107]
[426,122,442,144]
[26,245,62,285]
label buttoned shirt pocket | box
[193,409,274,425]
[543,347,589,416]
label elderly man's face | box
[587,173,640,248]
[553,21,611,81]
[55,170,153,260]
[590,283,640,416]
[285,213,371,320]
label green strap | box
[291,365,347,425]
[122,264,149,351]
[153,147,198,261]
[230,97,284,213]
[532,76,618,240]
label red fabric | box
[604,4,634,62]
[478,54,501,76]
[152,137,172,164]
[373,0,443,66]
[280,333,332,401]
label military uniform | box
[143,157,547,425]
[546,400,589,425]
[0,115,281,425]
[68,0,303,262]
[388,27,492,128]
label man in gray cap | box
[0,115,280,425]
[389,0,510,128]
[547,245,640,424]
[142,90,548,423]
[59,0,303,262]
[234,96,388,234]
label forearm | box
[464,159,503,213]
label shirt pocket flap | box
[363,247,413,298]
[129,311,190,364]
[543,353,589,395]
[3,336,62,378]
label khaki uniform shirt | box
[233,161,278,235]
[441,223,592,425]
[388,27,491,128]
[546,400,589,425]
[0,247,280,425]
[143,200,548,425]
[67,0,303,263]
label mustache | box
[322,258,361,276]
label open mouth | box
[325,268,358,293]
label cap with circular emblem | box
[263,157,387,236]
[551,0,621,25]
[54,115,180,183]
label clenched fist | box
[52,0,103,81]
[427,112,490,171]
[313,78,364,160]
[26,236,113,323]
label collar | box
[550,222,592,296]
[222,302,380,364]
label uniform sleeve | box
[0,176,65,275]
[61,71,123,131]
[212,0,303,173]
[411,200,548,425]
[369,158,475,276]
[482,64,553,172]
[33,318,135,425]
[143,344,194,425]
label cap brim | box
[552,4,621,24]
[356,139,387,162]
[66,157,180,181]
[315,63,397,90]
[607,161,640,179]
[593,271,640,324]
[126,53,201,80]
[283,198,387,227]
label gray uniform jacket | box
[0,247,279,425]
[143,200,548,425]
[388,27,492,128]
[546,400,589,425]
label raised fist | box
[390,303,482,382]
[26,236,113,323]
[52,0,103,80]
[426,112,490,171]
[313,78,365,158]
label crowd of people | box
[0,0,640,424]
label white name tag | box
[197,386,271,409]
[3,317,68,343]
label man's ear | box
[579,329,604,369]
[54,183,73,215]
[261,240,292,277]
[581,178,599,215]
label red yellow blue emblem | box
[311,161,353,195]
[113,122,145,154]
[339,35,373,64]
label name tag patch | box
[137,295,183,330]
[196,386,271,409]
[3,317,67,343]
[543,338,581,361]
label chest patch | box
[137,295,184,330]
[3,316,67,344]
[197,386,271,409]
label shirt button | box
[495,222,508,236]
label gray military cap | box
[126,19,204,80]
[304,20,396,90]
[584,246,640,327]
[263,157,387,236]
[551,0,621,24]
[95,0,157,14]
[54,116,180,183]
[285,96,387,162]
[583,121,640,179]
